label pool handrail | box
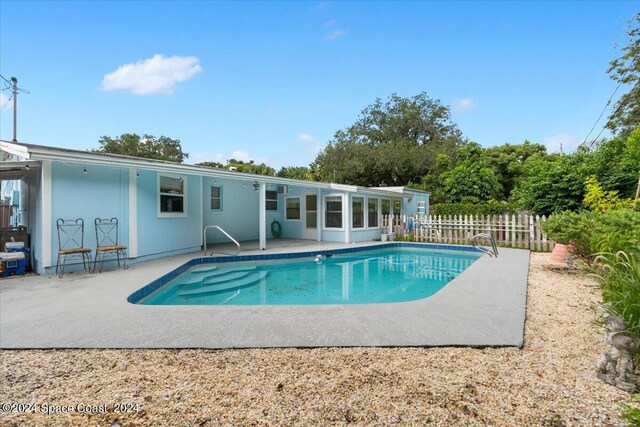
[203,225,240,256]
[471,233,499,258]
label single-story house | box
[0,140,429,275]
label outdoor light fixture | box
[136,170,139,177]
[83,166,87,174]
[25,164,29,171]
[253,181,260,192]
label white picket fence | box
[381,213,555,251]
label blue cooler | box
[1,251,26,277]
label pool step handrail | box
[203,225,241,256]
[471,233,499,258]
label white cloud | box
[452,98,476,112]
[101,54,202,95]
[542,133,581,154]
[266,106,274,115]
[324,29,348,41]
[297,133,322,155]
[324,19,337,27]
[0,93,12,112]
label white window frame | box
[285,196,301,221]
[323,194,345,231]
[157,173,188,218]
[211,185,222,212]
[352,196,365,229]
[367,197,379,229]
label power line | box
[1,94,12,110]
[581,50,639,147]
[0,74,11,86]
[0,74,30,93]
[591,80,640,145]
[581,82,622,145]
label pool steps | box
[178,271,269,297]
[180,266,258,286]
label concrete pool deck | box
[0,241,530,348]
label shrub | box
[596,251,640,337]
[583,175,633,213]
[620,397,640,426]
[432,201,518,216]
[542,209,640,259]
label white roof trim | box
[1,141,30,160]
[6,142,412,199]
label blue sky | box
[0,1,636,168]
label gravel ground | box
[0,252,637,426]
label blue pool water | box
[137,247,481,305]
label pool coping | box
[0,242,529,348]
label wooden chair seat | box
[56,218,92,277]
[97,245,127,252]
[94,218,128,273]
[58,248,92,255]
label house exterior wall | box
[30,158,423,274]
[201,176,285,243]
[135,170,201,261]
[402,191,430,217]
[44,162,130,273]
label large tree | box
[434,142,503,203]
[276,166,314,180]
[607,12,640,137]
[313,93,463,186]
[94,134,188,163]
[483,140,548,200]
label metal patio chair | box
[56,218,92,278]
[93,217,128,273]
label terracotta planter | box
[551,243,571,262]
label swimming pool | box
[132,244,482,306]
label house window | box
[352,197,364,228]
[368,198,379,227]
[325,196,343,229]
[211,186,222,211]
[393,200,401,215]
[286,197,301,220]
[158,174,187,217]
[266,190,278,211]
[381,199,391,216]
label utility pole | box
[11,76,17,142]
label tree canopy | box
[196,158,276,176]
[312,92,463,186]
[607,12,640,137]
[94,134,189,163]
[510,128,640,216]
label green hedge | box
[432,201,518,216]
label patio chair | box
[56,218,92,278]
[93,217,128,273]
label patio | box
[0,240,529,348]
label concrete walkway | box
[0,241,529,348]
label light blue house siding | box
[201,176,284,244]
[136,170,201,260]
[1,140,432,274]
[402,191,430,217]
[48,162,130,272]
